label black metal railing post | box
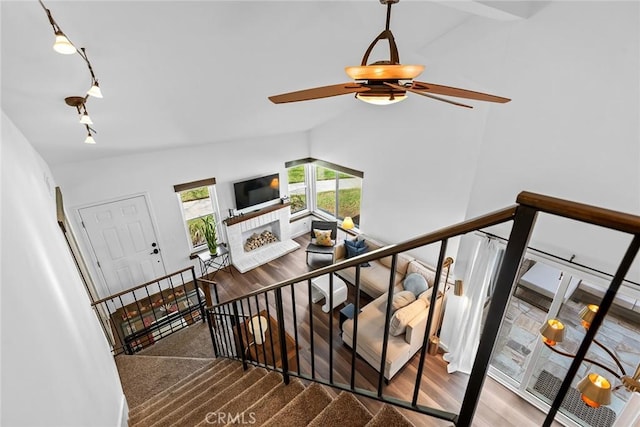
[206,309,220,357]
[350,264,362,390]
[377,254,398,396]
[307,278,316,379]
[412,239,448,406]
[275,288,290,384]
[542,234,640,426]
[456,206,537,426]
[191,267,206,322]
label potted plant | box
[201,215,218,255]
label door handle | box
[150,248,159,255]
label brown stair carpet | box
[261,382,333,427]
[116,355,215,408]
[366,404,416,427]
[204,370,283,424]
[129,358,232,422]
[118,324,417,427]
[166,367,267,427]
[223,377,306,426]
[308,391,372,427]
[132,361,240,426]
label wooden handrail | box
[211,205,517,309]
[91,266,194,305]
[517,191,640,234]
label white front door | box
[79,195,166,301]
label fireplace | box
[224,203,299,273]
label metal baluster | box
[457,206,537,426]
[412,240,447,406]
[275,288,290,384]
[543,234,640,426]
[246,299,259,366]
[329,272,334,384]
[119,295,136,354]
[190,267,206,323]
[290,283,301,375]
[232,301,247,370]
[350,264,362,390]
[377,254,398,397]
[255,295,270,366]
[307,278,316,379]
[240,302,251,364]
[264,293,277,367]
[206,308,220,357]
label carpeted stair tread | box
[366,404,415,427]
[136,364,247,427]
[130,359,237,424]
[163,368,267,427]
[261,382,333,427]
[197,371,283,426]
[225,378,306,426]
[116,355,215,409]
[137,322,216,359]
[308,391,373,427]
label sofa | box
[341,259,445,380]
[334,236,415,298]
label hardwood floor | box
[204,236,560,426]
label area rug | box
[533,370,616,427]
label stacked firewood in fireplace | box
[244,230,278,251]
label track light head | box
[53,31,76,55]
[87,81,103,98]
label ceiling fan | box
[269,0,511,108]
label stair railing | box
[206,191,640,427]
[91,266,214,355]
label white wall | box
[1,112,126,426]
[310,1,640,279]
[52,132,309,287]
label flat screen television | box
[233,173,280,210]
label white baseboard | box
[118,394,129,427]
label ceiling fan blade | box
[384,83,473,109]
[269,83,368,104]
[412,81,511,103]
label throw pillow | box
[417,288,433,306]
[389,299,427,336]
[313,229,333,247]
[344,240,370,267]
[403,272,429,297]
[390,290,416,311]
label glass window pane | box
[337,175,361,227]
[316,165,336,217]
[287,165,307,214]
[179,185,215,250]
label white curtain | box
[442,234,502,374]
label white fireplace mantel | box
[224,203,299,273]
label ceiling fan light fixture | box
[345,64,424,80]
[356,92,407,106]
[53,31,76,55]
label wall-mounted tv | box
[233,173,280,210]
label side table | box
[196,245,232,280]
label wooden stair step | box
[165,367,267,427]
[261,382,333,427]
[308,391,373,427]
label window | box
[287,164,308,214]
[286,159,363,228]
[174,178,222,252]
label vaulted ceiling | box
[1,1,544,166]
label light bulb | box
[79,112,93,125]
[87,82,103,98]
[53,31,76,55]
[356,93,407,106]
[84,134,96,144]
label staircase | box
[124,355,414,426]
